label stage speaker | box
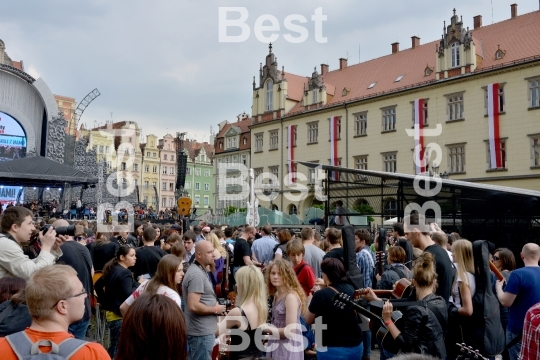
[182,216,190,234]
[176,153,188,190]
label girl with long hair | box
[216,265,268,360]
[86,232,119,271]
[265,259,306,360]
[492,248,516,334]
[207,232,226,285]
[119,254,184,316]
[363,252,448,358]
[451,239,475,316]
[274,230,292,260]
[116,294,188,360]
[95,245,139,359]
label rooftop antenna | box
[110,111,113,124]
[491,0,494,24]
[359,44,361,64]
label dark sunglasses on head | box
[492,256,500,261]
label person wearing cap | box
[169,224,183,235]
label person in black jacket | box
[0,279,31,337]
[376,246,412,290]
[129,226,167,281]
[363,252,447,359]
[95,245,138,359]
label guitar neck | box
[489,261,505,282]
[333,294,386,329]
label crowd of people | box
[0,205,538,360]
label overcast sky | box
[1,0,537,143]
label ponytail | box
[103,245,132,278]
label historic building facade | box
[182,139,214,214]
[158,134,177,210]
[140,134,161,209]
[247,6,540,219]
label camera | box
[42,224,76,237]
[218,298,232,310]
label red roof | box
[282,72,309,101]
[183,139,215,162]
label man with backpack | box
[0,264,110,359]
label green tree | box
[353,203,375,223]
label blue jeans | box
[362,330,371,358]
[108,319,123,359]
[506,328,521,360]
[187,334,214,360]
[68,318,90,340]
[316,342,363,360]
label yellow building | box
[248,6,540,219]
[141,134,161,209]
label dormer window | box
[243,137,247,145]
[496,51,502,60]
[425,68,432,76]
[312,89,318,104]
[342,89,347,96]
[219,142,223,149]
[368,82,377,89]
[451,42,460,68]
[266,80,273,111]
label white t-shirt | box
[450,270,475,308]
[125,280,181,308]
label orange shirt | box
[0,328,110,360]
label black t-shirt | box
[323,247,344,263]
[424,244,455,304]
[308,282,363,347]
[130,246,167,278]
[86,241,119,271]
[57,241,93,321]
[233,238,251,268]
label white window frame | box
[446,92,465,121]
[269,130,279,150]
[162,166,167,174]
[530,135,540,168]
[382,152,397,173]
[483,86,505,115]
[485,139,507,170]
[381,106,396,132]
[204,183,209,191]
[528,77,540,108]
[266,80,273,111]
[328,117,341,140]
[447,144,466,174]
[195,168,200,176]
[354,112,367,136]
[185,181,191,189]
[195,182,200,190]
[307,122,318,144]
[255,133,264,152]
[451,42,460,68]
[411,100,429,126]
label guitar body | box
[376,311,404,355]
[177,197,192,217]
[354,278,413,301]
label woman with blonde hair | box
[216,265,268,360]
[207,232,226,286]
[266,259,306,360]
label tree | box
[353,203,375,223]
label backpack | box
[6,331,87,359]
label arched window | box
[451,42,460,68]
[243,137,247,145]
[288,204,297,215]
[266,80,273,111]
[383,198,398,219]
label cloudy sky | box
[1,0,537,143]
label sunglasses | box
[51,288,87,309]
[492,256,500,261]
[203,232,210,235]
[75,236,86,241]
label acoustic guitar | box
[455,343,489,360]
[353,278,414,301]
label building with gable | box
[182,139,214,213]
[246,5,540,220]
[140,134,161,209]
[158,134,177,210]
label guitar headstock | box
[455,343,488,360]
[332,292,352,310]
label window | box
[152,182,157,188]
[195,182,200,190]
[162,182,167,190]
[269,166,279,182]
[354,112,367,136]
[185,181,191,189]
[99,145,104,153]
[204,183,209,191]
[171,155,174,161]
[120,162,126,171]
[486,139,507,169]
[133,163,138,171]
[195,168,200,176]
[529,78,540,108]
[254,168,263,187]
[451,42,460,68]
[107,161,112,170]
[266,80,273,111]
[484,86,505,114]
[147,152,150,157]
[152,196,157,205]
[531,135,540,168]
[446,92,465,121]
[204,169,210,177]
[307,122,318,144]
[233,155,238,164]
[255,133,264,152]
[384,198,398,219]
[447,144,466,174]
[162,198,167,207]
[153,152,156,158]
[382,106,396,132]
[412,101,429,126]
[243,137,247,145]
[143,196,148,204]
[354,155,368,170]
[312,89,318,104]
[162,166,167,174]
[204,197,209,205]
[186,167,191,175]
[269,130,279,150]
[134,179,138,186]
[164,154,167,160]
[328,118,341,140]
[170,167,175,175]
[287,126,297,147]
[195,195,200,205]
[105,146,109,154]
[242,155,247,165]
[144,181,149,189]
[170,183,174,191]
[169,198,174,207]
[289,204,297,215]
[382,152,397,172]
[152,165,157,173]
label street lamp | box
[262,181,279,211]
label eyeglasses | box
[75,236,86,241]
[492,256,500,261]
[51,288,87,309]
[203,232,210,235]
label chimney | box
[321,63,329,75]
[473,15,482,29]
[339,58,347,70]
[411,36,420,49]
[391,42,400,54]
[510,3,518,18]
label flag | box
[414,99,425,174]
[330,116,339,181]
[487,83,502,168]
[287,125,296,184]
